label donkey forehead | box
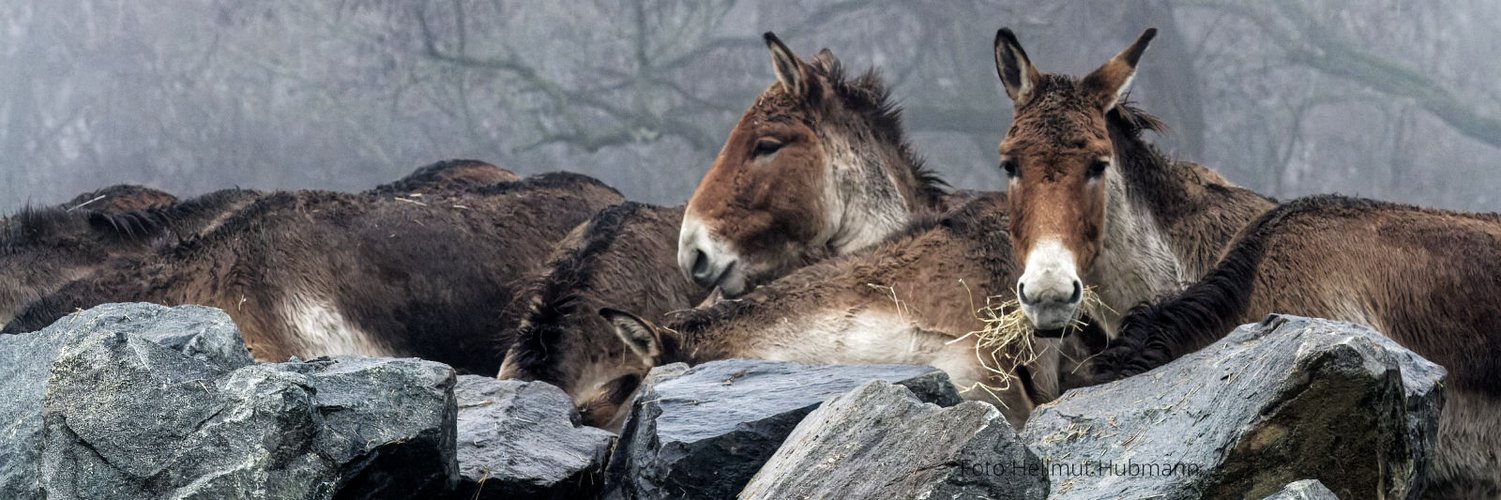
[1004,109,1111,154]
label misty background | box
[2,0,1497,214]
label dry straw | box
[947,279,1107,406]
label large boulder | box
[452,375,615,499]
[1,302,459,500]
[1,303,251,499]
[606,359,963,499]
[1024,315,1444,499]
[741,380,1047,499]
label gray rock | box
[0,303,250,499]
[741,380,1047,500]
[1,302,459,499]
[1262,479,1340,500]
[607,359,963,499]
[1024,315,1443,499]
[452,375,615,499]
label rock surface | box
[606,359,963,499]
[453,375,615,499]
[1024,315,1444,499]
[1,303,459,500]
[1262,479,1340,500]
[741,380,1047,500]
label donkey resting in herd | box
[994,28,1501,496]
[5,166,618,377]
[506,33,1103,431]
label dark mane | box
[507,202,644,381]
[1107,100,1167,139]
[816,59,949,207]
[1094,195,1410,381]
[367,159,509,195]
[472,171,622,198]
[1,205,166,253]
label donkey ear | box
[601,307,664,364]
[994,28,1042,107]
[765,32,811,96]
[1082,28,1158,111]
[810,48,838,74]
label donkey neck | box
[820,130,928,254]
[1087,163,1184,334]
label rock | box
[1262,479,1340,500]
[452,375,615,500]
[0,303,250,499]
[0,302,459,499]
[741,380,1047,500]
[606,359,963,499]
[1024,315,1444,499]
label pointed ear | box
[765,32,812,97]
[1082,28,1158,111]
[601,307,665,365]
[810,48,838,74]
[994,28,1042,107]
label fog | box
[2,1,1497,213]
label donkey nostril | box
[1069,281,1083,304]
[1016,283,1031,305]
[691,249,711,279]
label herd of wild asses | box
[3,27,1498,496]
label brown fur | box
[498,202,706,430]
[1098,196,1501,497]
[682,34,946,293]
[610,193,1106,428]
[4,172,625,377]
[0,188,263,328]
[367,159,521,197]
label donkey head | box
[993,27,1157,331]
[679,32,939,297]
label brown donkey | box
[678,32,948,297]
[1096,196,1501,497]
[605,193,1107,429]
[991,28,1272,336]
[4,173,625,376]
[498,202,707,430]
[0,188,262,328]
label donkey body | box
[993,27,1499,496]
[0,188,262,328]
[366,159,520,197]
[5,173,625,376]
[1100,196,1501,497]
[607,193,1104,428]
[60,184,178,213]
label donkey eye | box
[752,138,784,158]
[1000,159,1018,177]
[1087,159,1109,178]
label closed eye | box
[752,138,784,158]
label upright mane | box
[817,59,949,207]
[507,202,645,381]
[0,206,167,253]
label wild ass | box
[1093,196,1501,497]
[990,28,1272,336]
[0,188,262,328]
[4,172,626,376]
[498,202,707,430]
[606,193,1106,429]
[993,27,1499,496]
[677,32,948,297]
